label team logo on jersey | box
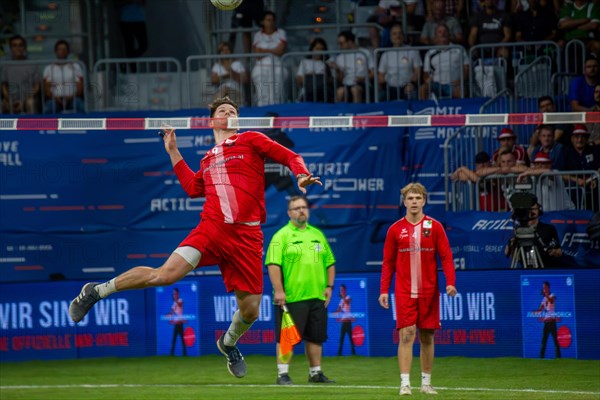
[399,228,409,240]
[423,220,432,237]
[225,137,238,146]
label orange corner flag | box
[279,304,301,363]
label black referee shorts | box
[274,299,328,344]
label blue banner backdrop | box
[1,270,599,362]
[3,100,599,284]
[446,210,600,268]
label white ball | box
[210,0,244,11]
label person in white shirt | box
[296,37,333,102]
[332,30,374,103]
[251,11,287,106]
[378,23,421,100]
[420,23,469,99]
[211,42,249,105]
[43,39,84,114]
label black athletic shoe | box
[69,282,101,323]
[308,371,335,383]
[277,373,294,385]
[217,333,247,378]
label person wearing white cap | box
[517,152,575,211]
[492,127,530,166]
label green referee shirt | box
[265,221,336,303]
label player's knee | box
[419,330,434,345]
[239,307,260,323]
[150,268,179,287]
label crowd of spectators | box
[2,0,600,112]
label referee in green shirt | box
[266,195,336,385]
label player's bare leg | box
[419,329,438,394]
[69,253,194,323]
[399,325,417,395]
[217,291,262,378]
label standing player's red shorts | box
[179,218,264,294]
[395,292,441,330]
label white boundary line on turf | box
[1,384,598,395]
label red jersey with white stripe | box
[380,216,456,298]
[173,131,309,224]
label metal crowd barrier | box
[468,41,560,99]
[91,58,182,112]
[281,48,374,104]
[454,170,600,212]
[186,53,277,108]
[0,58,88,115]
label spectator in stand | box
[420,0,464,45]
[377,23,421,100]
[211,41,249,106]
[527,124,565,170]
[492,127,530,166]
[452,150,526,211]
[332,30,375,103]
[516,151,575,211]
[514,0,558,43]
[469,0,508,15]
[451,151,496,183]
[117,0,147,58]
[531,96,570,147]
[42,39,85,114]
[468,0,512,59]
[442,0,465,20]
[367,0,403,48]
[587,83,600,144]
[251,11,287,107]
[296,37,333,103]
[563,124,600,211]
[1,34,40,114]
[403,0,427,32]
[420,23,469,99]
[568,56,600,112]
[229,0,265,54]
[557,0,600,58]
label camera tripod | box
[510,226,545,269]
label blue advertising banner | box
[1,102,413,282]
[520,275,577,359]
[326,277,370,357]
[446,210,600,268]
[406,98,493,220]
[156,282,200,357]
[1,269,599,362]
[0,281,147,361]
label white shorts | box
[173,246,202,268]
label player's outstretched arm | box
[297,174,322,194]
[160,126,183,167]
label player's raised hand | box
[297,174,322,193]
[159,125,177,153]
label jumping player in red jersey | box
[68,96,321,378]
[379,182,457,396]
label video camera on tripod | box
[507,184,545,269]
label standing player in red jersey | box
[379,182,457,396]
[68,96,321,378]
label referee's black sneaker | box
[308,371,335,383]
[277,373,294,385]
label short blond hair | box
[401,182,427,200]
